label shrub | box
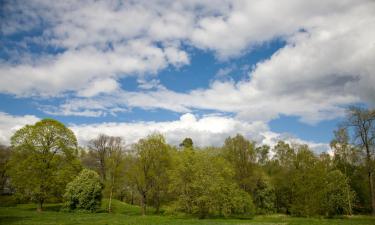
[63,169,102,212]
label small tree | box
[64,169,102,212]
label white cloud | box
[70,113,268,147]
[77,78,119,97]
[0,111,329,153]
[0,112,40,145]
[1,0,374,127]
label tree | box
[88,134,111,182]
[255,145,270,165]
[345,106,375,214]
[105,136,125,213]
[64,169,102,212]
[179,138,193,149]
[252,173,276,214]
[170,149,255,218]
[0,145,11,194]
[128,133,171,215]
[331,127,357,214]
[222,134,256,192]
[8,119,81,211]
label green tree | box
[252,173,276,214]
[222,134,256,192]
[0,145,11,194]
[64,169,102,212]
[105,136,126,213]
[128,133,171,215]
[179,138,193,149]
[8,119,81,211]
[170,149,255,218]
[331,127,358,214]
[345,106,375,214]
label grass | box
[0,200,374,225]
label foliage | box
[63,169,102,212]
[7,119,81,211]
[0,145,11,194]
[128,133,172,215]
[170,148,255,218]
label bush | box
[63,169,102,212]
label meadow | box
[1,199,374,225]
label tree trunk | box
[344,166,352,215]
[131,190,134,205]
[108,186,113,213]
[369,170,375,215]
[365,142,375,215]
[141,192,147,216]
[37,199,43,212]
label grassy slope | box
[0,200,374,225]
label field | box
[0,200,374,225]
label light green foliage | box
[7,119,81,211]
[170,148,255,218]
[322,170,355,216]
[63,169,102,211]
[222,134,256,193]
[287,146,354,216]
[129,133,172,215]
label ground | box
[0,199,374,225]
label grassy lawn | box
[0,200,374,225]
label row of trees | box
[0,106,374,217]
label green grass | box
[0,200,374,225]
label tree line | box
[0,106,374,218]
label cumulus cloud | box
[1,0,374,127]
[0,112,40,144]
[0,111,329,153]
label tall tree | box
[88,134,111,182]
[128,134,171,215]
[105,136,125,213]
[222,134,256,192]
[8,119,81,211]
[331,127,356,214]
[346,106,375,214]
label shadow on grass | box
[22,204,62,212]
[0,216,31,225]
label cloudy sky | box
[1,0,374,152]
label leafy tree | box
[88,134,111,182]
[170,148,255,218]
[7,119,81,211]
[0,145,11,194]
[270,141,296,214]
[345,106,375,214]
[255,145,270,165]
[252,174,276,214]
[128,133,171,215]
[105,136,126,213]
[222,134,256,192]
[322,170,355,217]
[64,169,102,212]
[179,138,193,149]
[331,127,358,214]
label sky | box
[0,0,374,153]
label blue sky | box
[0,0,374,152]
